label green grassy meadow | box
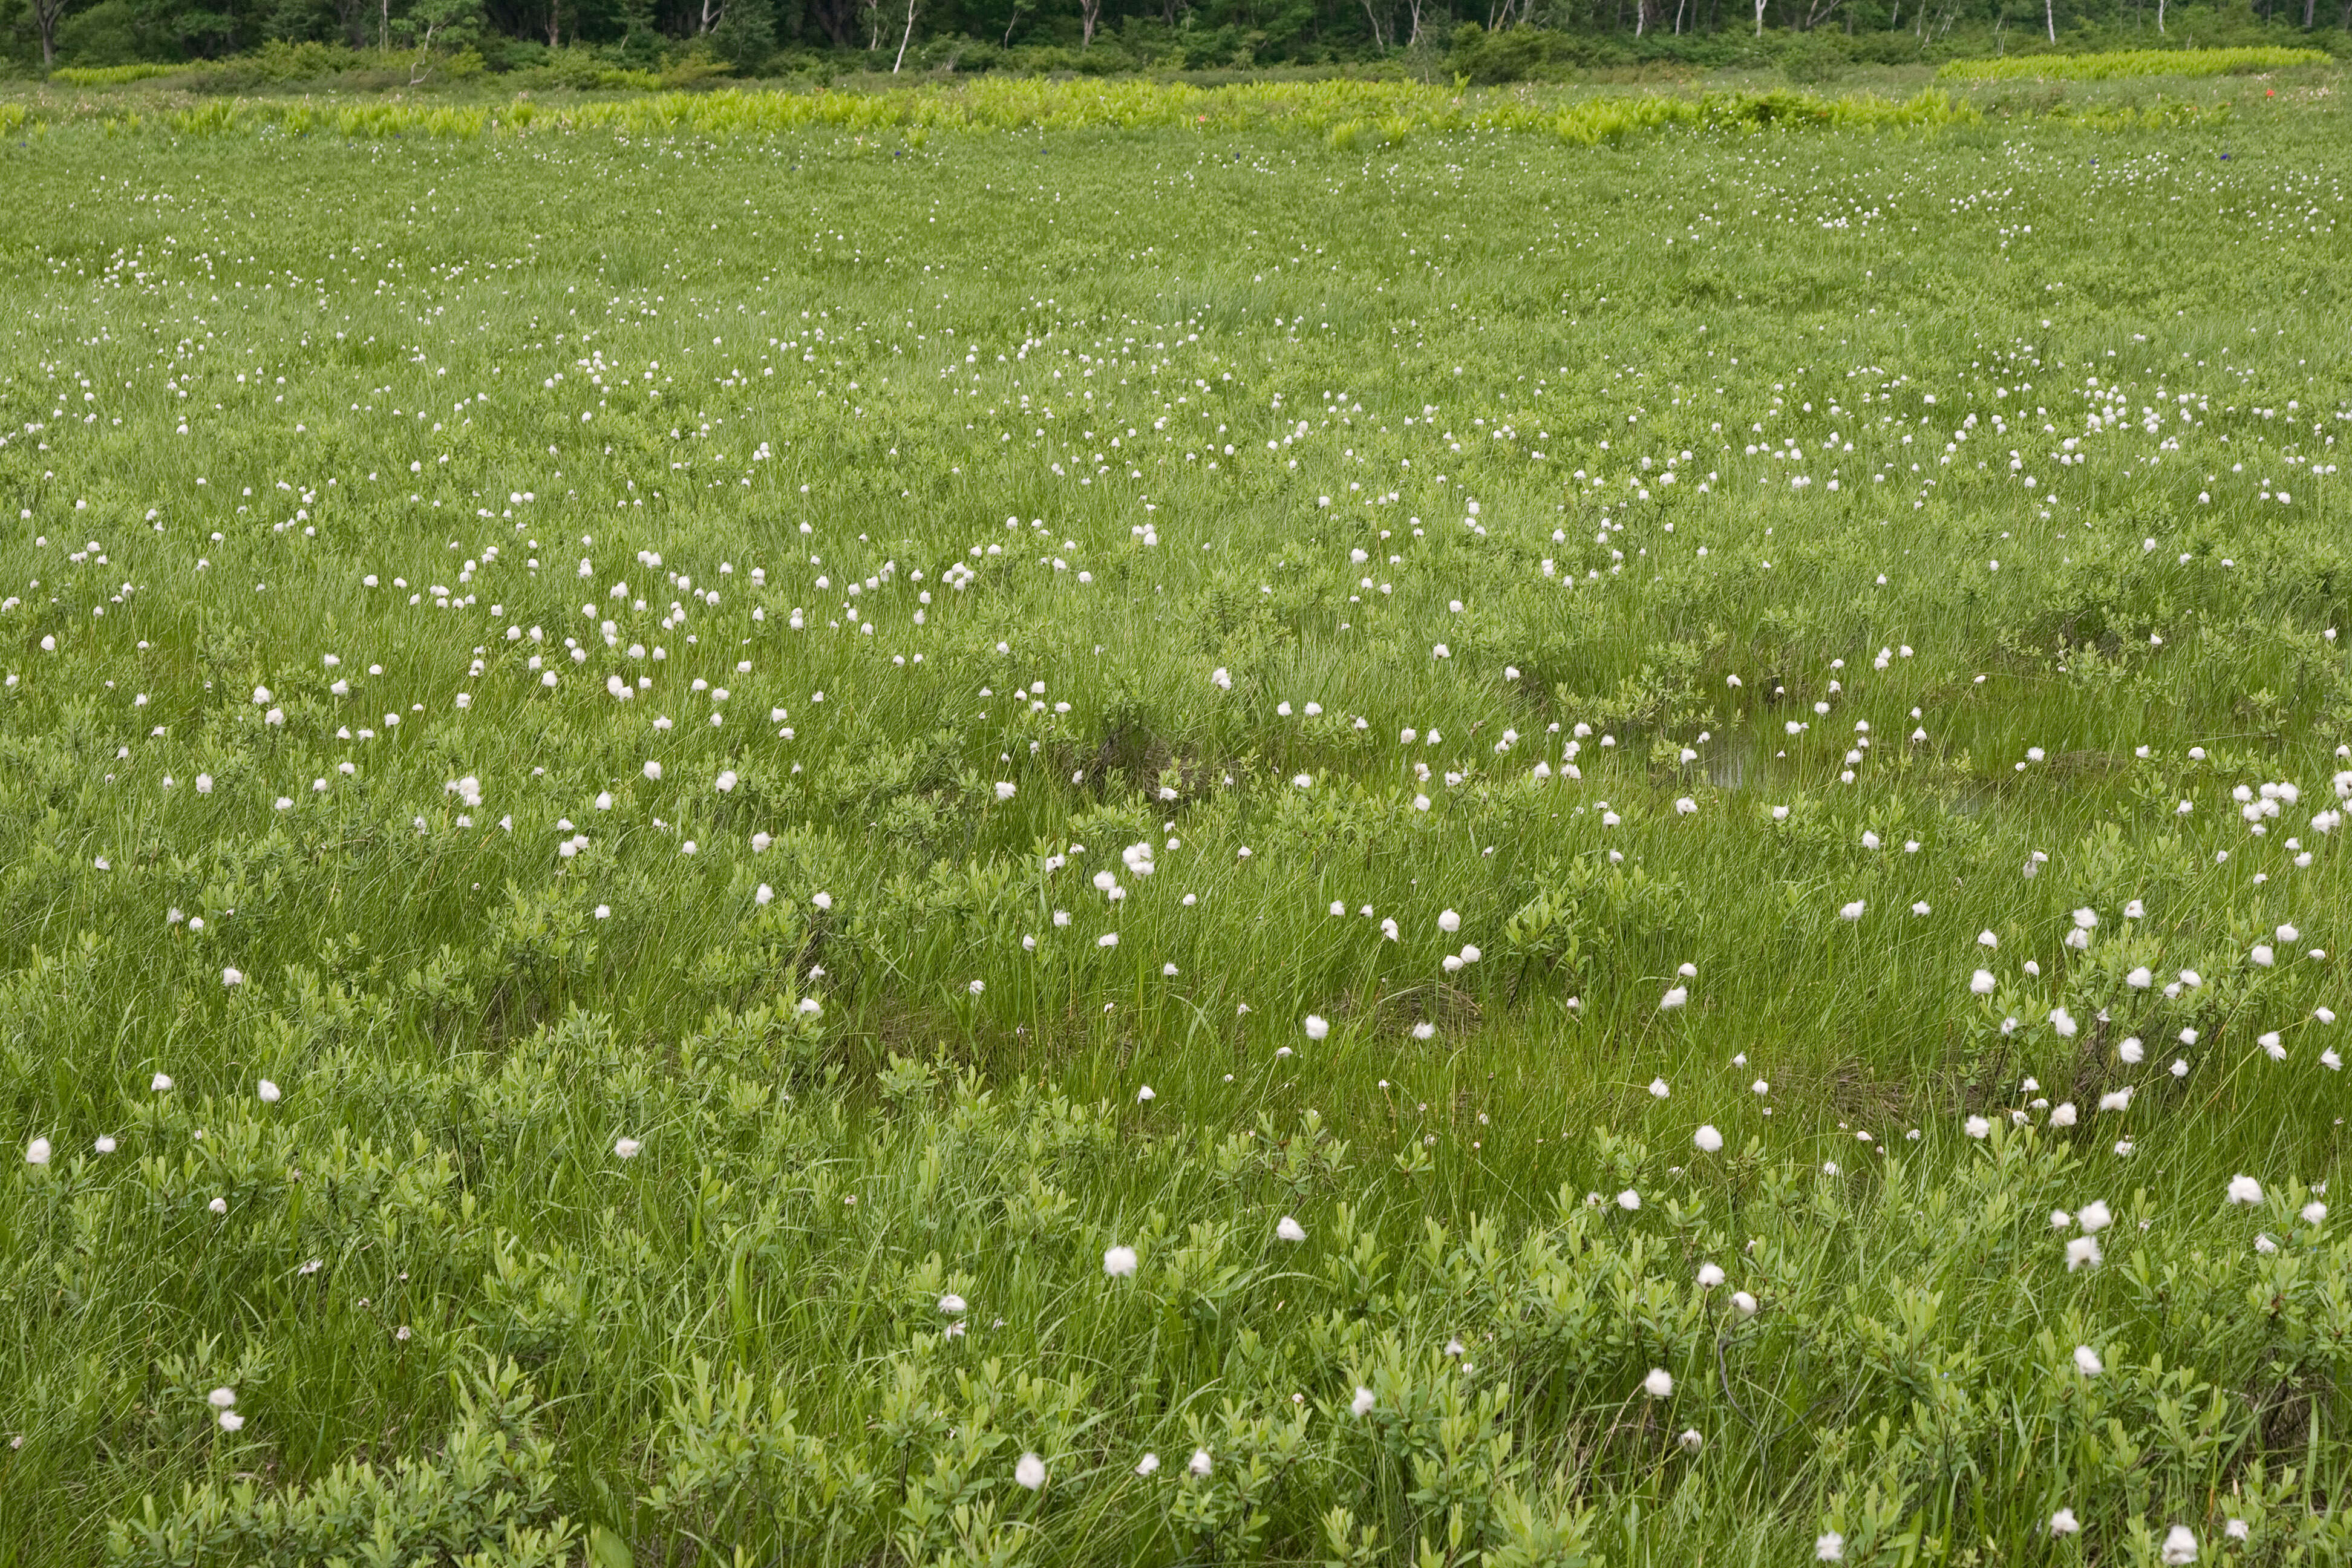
[2,74,2351,1566]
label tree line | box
[9,0,2347,85]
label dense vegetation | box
[5,0,2351,87]
[4,70,2352,1567]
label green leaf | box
[588,1524,634,1568]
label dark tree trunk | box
[805,0,858,44]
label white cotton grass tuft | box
[1642,1368,1673,1398]
[2073,1345,2103,1376]
[2050,1509,2080,1537]
[1694,1125,1723,1154]
[25,1137,51,1166]
[2161,1525,2198,1565]
[1014,1452,1045,1490]
[1351,1386,1376,1417]
[1103,1244,1138,1277]
[1276,1215,1307,1243]
[1303,1014,1330,1040]
[257,1079,281,1104]
[1135,1452,1160,1475]
[614,1137,642,1160]
[2226,1174,2263,1205]
[1817,1532,1846,1562]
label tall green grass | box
[0,87,2348,1567]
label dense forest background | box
[6,0,2348,97]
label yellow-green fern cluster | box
[1939,45,2328,82]
[122,79,2221,148]
[49,62,185,86]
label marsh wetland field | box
[2,68,2352,1567]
